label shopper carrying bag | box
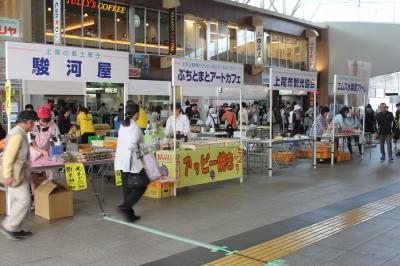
[115,103,151,222]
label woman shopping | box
[77,107,95,144]
[114,103,149,222]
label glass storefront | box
[43,1,309,69]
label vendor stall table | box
[196,132,229,138]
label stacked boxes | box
[316,142,337,159]
[144,180,174,199]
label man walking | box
[375,103,397,161]
[0,111,37,240]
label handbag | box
[126,169,150,190]
[136,144,161,181]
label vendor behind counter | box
[165,103,190,141]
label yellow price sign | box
[115,170,122,187]
[5,80,11,118]
[65,163,87,191]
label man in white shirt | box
[165,103,190,137]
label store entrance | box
[86,82,124,124]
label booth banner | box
[172,58,244,88]
[0,18,20,39]
[270,67,317,92]
[333,74,366,95]
[53,0,62,45]
[255,26,264,65]
[5,41,129,83]
[65,163,87,191]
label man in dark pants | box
[375,103,397,161]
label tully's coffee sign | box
[169,8,176,55]
[66,0,127,13]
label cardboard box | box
[0,190,6,215]
[35,180,73,220]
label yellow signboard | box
[156,147,243,188]
[115,170,122,187]
[5,80,11,118]
[65,163,87,190]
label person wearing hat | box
[0,111,38,240]
[165,103,190,138]
[289,104,303,135]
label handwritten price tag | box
[115,170,122,187]
[65,163,87,191]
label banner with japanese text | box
[65,163,87,191]
[0,18,20,39]
[5,41,129,83]
[333,74,367,95]
[270,67,317,92]
[172,58,244,88]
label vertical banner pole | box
[173,85,177,152]
[313,90,317,169]
[239,87,243,183]
[331,75,337,166]
[362,93,366,159]
[268,69,273,178]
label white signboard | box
[333,74,366,95]
[172,58,243,88]
[308,37,316,71]
[270,68,317,92]
[255,26,264,65]
[53,0,61,45]
[0,18,20,39]
[5,42,129,83]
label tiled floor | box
[2,147,400,265]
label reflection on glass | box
[246,30,255,65]
[271,33,279,67]
[176,15,184,56]
[196,19,207,60]
[300,39,308,70]
[116,6,129,51]
[146,10,159,54]
[83,5,99,48]
[279,35,287,67]
[208,22,218,60]
[218,23,229,62]
[286,36,295,68]
[160,12,169,55]
[184,17,196,58]
[65,3,82,46]
[293,39,301,69]
[265,32,271,66]
[135,8,145,53]
[228,26,237,63]
[45,0,54,44]
[237,27,246,63]
[100,5,115,50]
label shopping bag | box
[137,144,161,181]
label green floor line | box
[102,216,238,255]
[101,216,289,266]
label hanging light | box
[48,7,52,12]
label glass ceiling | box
[229,0,400,23]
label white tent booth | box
[268,67,318,177]
[4,41,129,213]
[331,74,367,165]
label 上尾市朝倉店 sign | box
[270,67,318,92]
[333,74,367,95]
[5,41,129,83]
[172,58,244,88]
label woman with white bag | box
[114,103,160,222]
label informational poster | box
[172,58,244,88]
[5,80,11,117]
[2,102,18,124]
[115,170,122,187]
[5,41,129,83]
[65,163,87,191]
[333,74,366,95]
[270,67,318,92]
[0,18,20,39]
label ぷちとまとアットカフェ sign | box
[172,58,244,88]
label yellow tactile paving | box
[205,193,400,266]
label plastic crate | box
[337,151,351,162]
[295,148,312,158]
[88,135,104,144]
[272,151,295,162]
[144,180,174,199]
